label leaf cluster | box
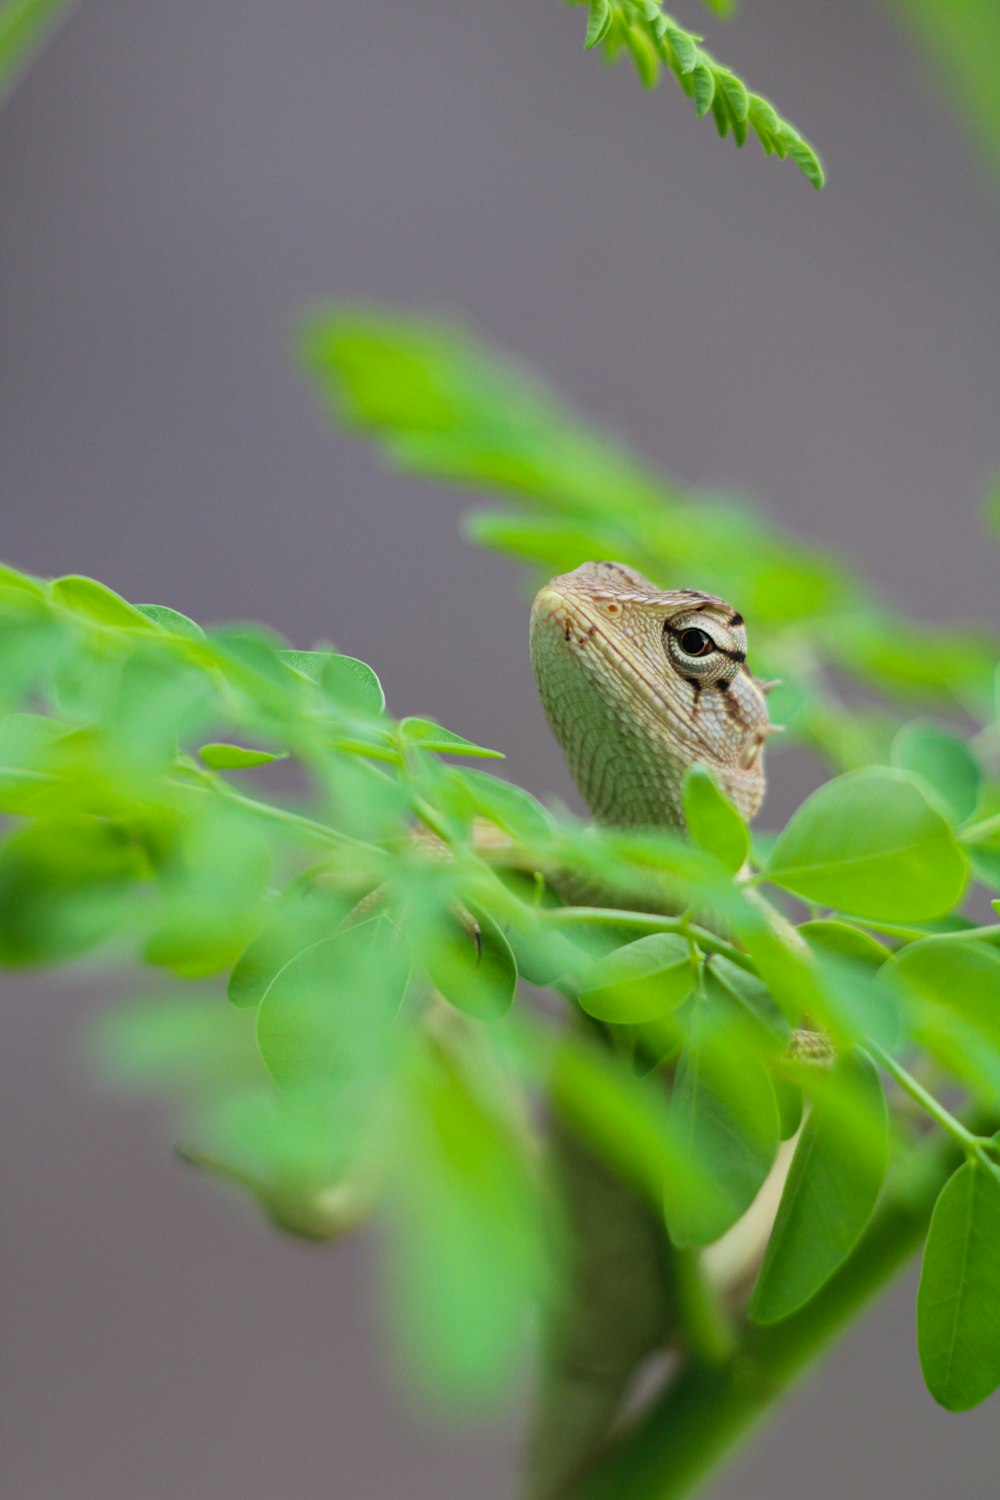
[568,0,824,188]
[1,523,999,1418]
[303,309,999,783]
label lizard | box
[522,560,774,1499]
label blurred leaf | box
[750,1049,888,1322]
[135,602,205,640]
[577,932,694,1025]
[228,891,347,1009]
[667,991,779,1245]
[439,766,554,842]
[320,652,386,715]
[92,992,261,1094]
[917,1156,1000,1411]
[256,916,406,1104]
[829,611,997,716]
[389,1037,545,1399]
[886,936,1000,1106]
[545,1027,718,1225]
[773,1075,804,1140]
[420,902,518,1021]
[197,742,286,769]
[765,768,967,920]
[892,721,981,824]
[0,815,145,965]
[143,805,271,977]
[888,0,1000,182]
[0,0,76,107]
[399,717,503,759]
[797,919,892,968]
[50,574,156,631]
[682,765,749,874]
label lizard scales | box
[530,559,770,829]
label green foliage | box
[750,1049,888,1323]
[1,300,998,1437]
[302,308,999,777]
[682,765,749,874]
[0,0,75,107]
[568,0,824,188]
[291,304,1000,1423]
[889,0,1000,183]
[917,1155,1000,1410]
[764,767,968,920]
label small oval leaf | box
[683,765,750,874]
[750,1048,888,1323]
[917,1157,1000,1411]
[892,722,980,825]
[765,768,967,921]
[422,903,518,1021]
[400,717,503,759]
[577,933,694,1025]
[198,742,286,769]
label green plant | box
[1,313,998,1485]
[3,3,1000,1498]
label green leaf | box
[544,1026,718,1221]
[256,917,406,1103]
[441,766,553,841]
[228,893,346,1009]
[886,937,1000,1105]
[750,1049,888,1322]
[797,919,892,968]
[421,903,518,1021]
[917,1157,1000,1411]
[0,815,145,965]
[572,0,822,185]
[664,26,697,74]
[703,953,790,1047]
[892,721,981,824]
[577,932,694,1024]
[399,717,503,759]
[134,602,205,640]
[0,0,75,107]
[584,0,612,50]
[197,742,286,769]
[692,62,715,116]
[765,768,967,920]
[50,574,157,630]
[667,994,779,1245]
[625,24,659,89]
[682,764,749,874]
[390,1040,546,1398]
[320,652,385,715]
[773,1076,804,1140]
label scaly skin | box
[530,560,770,828]
[524,561,772,1500]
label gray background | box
[2,1,998,1496]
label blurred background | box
[1,1,997,1496]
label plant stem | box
[867,1041,996,1162]
[569,1114,989,1500]
[960,811,1000,843]
[547,906,756,974]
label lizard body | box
[524,561,773,1499]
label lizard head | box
[530,560,771,829]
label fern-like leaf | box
[570,0,824,189]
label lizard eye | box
[676,627,715,657]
